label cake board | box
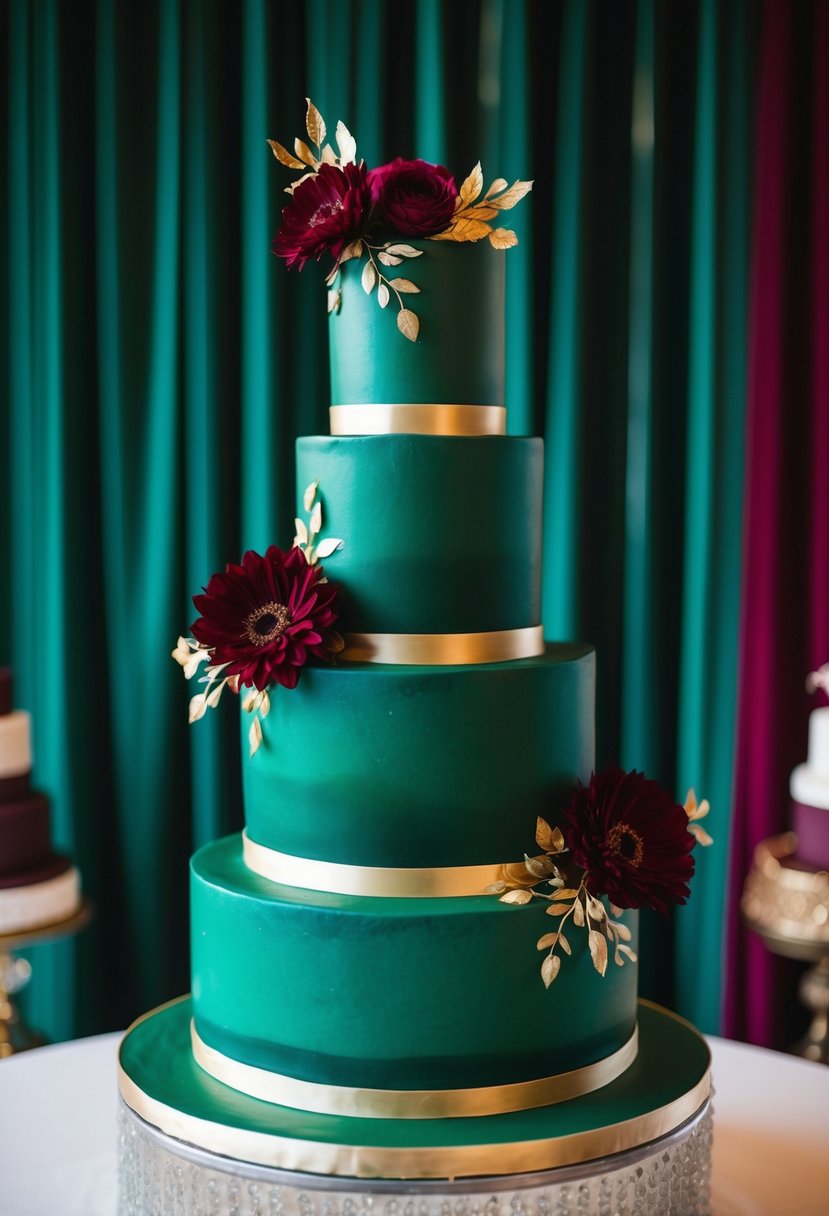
[118,996,712,1215]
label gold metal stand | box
[742,833,829,1064]
[0,900,92,1058]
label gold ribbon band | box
[329,404,507,436]
[190,1022,639,1120]
[243,831,519,898]
[341,624,545,665]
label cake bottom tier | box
[118,996,711,1187]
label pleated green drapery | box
[3,0,750,1042]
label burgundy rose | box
[273,162,370,270]
[191,546,340,691]
[367,157,457,236]
[563,767,696,915]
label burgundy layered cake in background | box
[0,668,81,934]
[791,668,829,871]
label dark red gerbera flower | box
[272,162,370,270]
[191,546,340,691]
[563,767,696,915]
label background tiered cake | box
[118,111,711,1215]
[0,669,81,936]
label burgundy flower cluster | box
[273,157,458,271]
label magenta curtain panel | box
[724,0,829,1045]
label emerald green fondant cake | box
[119,119,711,1209]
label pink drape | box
[724,0,829,1045]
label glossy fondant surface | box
[243,644,594,867]
[119,997,710,1179]
[296,435,542,634]
[190,835,638,1091]
[329,241,505,408]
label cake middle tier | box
[191,834,639,1099]
[243,644,594,870]
[297,434,542,635]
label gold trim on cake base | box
[329,404,507,437]
[189,1022,640,1120]
[341,624,545,665]
[242,831,522,898]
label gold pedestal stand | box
[742,833,829,1064]
[0,900,92,1057]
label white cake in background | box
[791,702,829,871]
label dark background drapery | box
[2,0,825,1050]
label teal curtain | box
[3,0,754,1042]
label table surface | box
[0,1031,827,1216]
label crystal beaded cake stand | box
[118,998,712,1216]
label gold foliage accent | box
[487,815,637,989]
[431,167,533,245]
[397,307,420,342]
[305,97,326,148]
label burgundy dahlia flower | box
[367,157,458,236]
[273,162,370,270]
[563,767,696,915]
[191,546,340,691]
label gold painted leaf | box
[315,537,343,558]
[541,954,561,988]
[500,888,533,906]
[610,903,623,917]
[267,139,307,170]
[553,888,581,900]
[589,930,608,976]
[573,898,585,927]
[459,161,484,206]
[485,880,507,894]
[522,854,551,880]
[339,239,363,262]
[377,252,403,267]
[387,278,420,293]
[535,818,565,852]
[305,98,326,147]
[397,308,420,342]
[188,693,207,723]
[303,482,318,511]
[488,179,533,210]
[484,177,508,197]
[587,896,606,921]
[617,944,638,963]
[613,920,632,942]
[294,517,308,545]
[546,902,573,916]
[488,228,519,249]
[385,243,424,257]
[536,932,559,951]
[327,288,341,314]
[361,260,376,294]
[259,692,271,718]
[558,931,572,956]
[294,137,318,168]
[310,501,322,536]
[335,120,357,165]
[249,715,263,757]
[445,217,493,242]
[462,205,499,222]
[320,143,338,165]
[377,283,390,309]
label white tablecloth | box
[0,1032,827,1216]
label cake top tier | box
[268,99,531,436]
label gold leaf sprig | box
[171,637,269,755]
[326,241,425,342]
[485,816,637,988]
[429,163,533,248]
[293,480,344,569]
[268,98,357,193]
